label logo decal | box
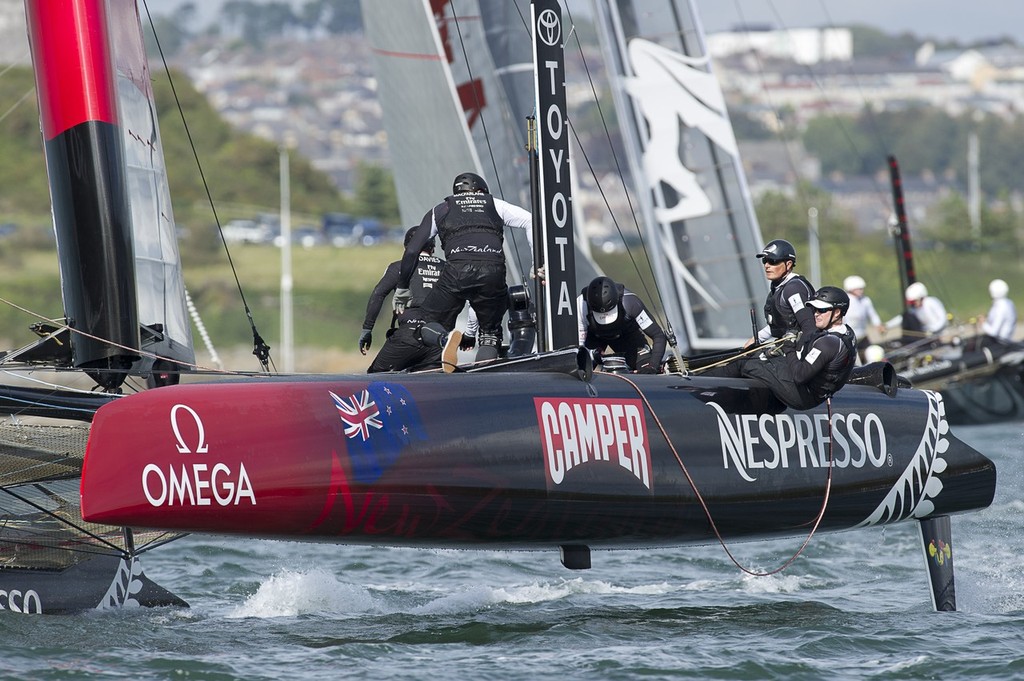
[928,539,952,566]
[331,389,383,441]
[535,397,652,489]
[331,382,427,484]
[706,401,889,482]
[143,405,255,507]
[537,8,561,47]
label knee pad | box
[416,322,447,348]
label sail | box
[108,0,195,374]
[361,0,599,294]
[591,0,767,353]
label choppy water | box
[1,423,1021,680]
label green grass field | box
[0,237,1020,374]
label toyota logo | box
[537,8,561,47]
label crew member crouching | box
[578,276,667,374]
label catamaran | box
[76,0,996,614]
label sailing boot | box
[475,331,500,363]
[442,331,463,373]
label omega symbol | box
[170,404,209,454]
[537,9,561,47]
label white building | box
[707,27,853,65]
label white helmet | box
[905,282,928,302]
[843,275,866,292]
[989,278,1009,299]
[864,344,886,363]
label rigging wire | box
[610,372,835,577]
[141,0,273,373]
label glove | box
[358,328,373,355]
[459,335,476,351]
[393,288,412,315]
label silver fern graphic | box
[857,391,949,527]
[97,557,146,609]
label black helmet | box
[453,172,489,195]
[586,276,621,313]
[807,286,850,314]
[404,226,435,253]
[756,239,797,263]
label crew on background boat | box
[578,276,667,373]
[897,281,948,340]
[843,274,885,364]
[750,239,816,348]
[396,171,532,369]
[740,286,857,410]
[359,226,447,372]
[981,278,1017,341]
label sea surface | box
[0,423,1021,680]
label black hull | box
[0,555,185,615]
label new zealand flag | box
[329,381,427,483]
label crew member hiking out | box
[358,227,446,372]
[396,171,532,370]
[578,276,667,373]
[740,286,858,411]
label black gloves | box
[459,335,476,351]
[358,328,373,354]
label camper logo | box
[535,397,652,490]
[537,8,561,47]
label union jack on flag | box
[330,389,383,441]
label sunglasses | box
[812,307,835,314]
[762,258,786,266]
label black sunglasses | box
[762,258,786,266]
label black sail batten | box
[43,121,141,389]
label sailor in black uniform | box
[578,276,667,373]
[751,238,817,348]
[359,227,448,372]
[741,286,858,410]
[396,172,532,366]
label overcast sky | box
[148,0,1022,45]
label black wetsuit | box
[399,193,531,360]
[363,252,446,372]
[742,324,858,410]
[578,286,667,373]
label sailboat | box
[0,0,191,612]
[74,0,995,613]
[880,155,1024,425]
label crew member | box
[843,274,885,363]
[396,172,532,366]
[982,278,1016,341]
[741,286,857,410]
[358,227,446,372]
[578,276,667,374]
[902,282,947,338]
[751,239,816,348]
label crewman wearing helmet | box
[752,239,816,348]
[902,281,947,339]
[843,274,885,363]
[741,286,858,410]
[578,276,667,373]
[982,278,1016,340]
[395,172,533,370]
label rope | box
[607,372,835,577]
[141,0,272,373]
[687,337,788,374]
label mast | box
[531,0,578,350]
[887,154,916,315]
[25,0,140,390]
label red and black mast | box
[25,0,140,391]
